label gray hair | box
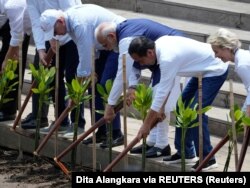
[207,28,241,51]
[94,22,117,40]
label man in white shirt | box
[129,36,228,171]
[39,4,126,147]
[0,0,31,121]
[22,0,84,139]
[94,19,183,157]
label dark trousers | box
[32,40,85,127]
[91,50,121,136]
[174,69,228,159]
[0,20,30,114]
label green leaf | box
[6,71,15,80]
[200,106,212,114]
[32,88,39,94]
[105,79,113,94]
[234,109,243,121]
[242,116,250,126]
[97,83,106,96]
[72,79,80,93]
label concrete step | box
[22,72,247,142]
[23,66,247,110]
[1,95,250,171]
[170,105,249,144]
[108,8,250,50]
[213,80,246,109]
[85,0,250,31]
[139,72,247,109]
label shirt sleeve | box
[58,0,82,10]
[151,52,180,112]
[128,65,141,87]
[237,64,250,106]
[5,0,26,46]
[107,38,135,105]
[27,0,46,50]
[74,24,92,77]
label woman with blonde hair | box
[207,28,250,117]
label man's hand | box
[136,124,151,142]
[104,104,115,123]
[68,99,75,108]
[38,49,50,66]
[157,109,166,122]
[1,46,19,73]
[136,109,158,141]
[126,88,136,106]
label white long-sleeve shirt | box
[63,4,125,77]
[234,49,250,110]
[108,36,136,105]
[151,36,228,112]
[27,0,82,50]
[0,0,31,46]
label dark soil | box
[0,146,71,188]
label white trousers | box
[147,76,181,149]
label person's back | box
[155,36,227,78]
[117,18,183,41]
[65,4,125,51]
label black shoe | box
[190,159,218,172]
[130,144,153,154]
[21,119,49,129]
[100,135,124,148]
[21,113,34,124]
[0,112,16,122]
[82,133,106,145]
[163,152,198,164]
[146,145,171,158]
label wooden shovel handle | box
[55,101,123,161]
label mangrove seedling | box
[224,104,250,171]
[174,96,211,172]
[29,63,55,150]
[0,59,18,109]
[65,77,91,170]
[96,79,123,163]
[132,83,153,171]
